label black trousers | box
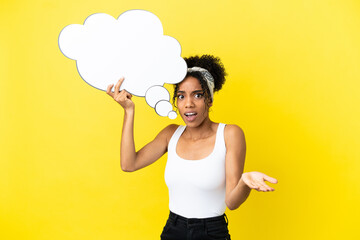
[160,211,231,240]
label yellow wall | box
[1,0,359,239]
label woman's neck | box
[184,117,216,141]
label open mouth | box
[184,112,197,122]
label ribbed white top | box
[164,123,227,218]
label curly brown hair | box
[172,55,227,109]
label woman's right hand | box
[106,77,134,111]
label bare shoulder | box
[224,124,245,137]
[161,124,179,134]
[224,124,246,148]
[157,124,179,144]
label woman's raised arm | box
[106,78,177,172]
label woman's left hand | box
[241,171,278,192]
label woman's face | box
[176,76,212,127]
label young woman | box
[106,55,278,240]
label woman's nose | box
[185,97,194,108]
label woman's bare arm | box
[120,108,177,172]
[224,125,278,210]
[106,78,177,172]
[224,124,248,210]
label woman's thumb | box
[264,175,278,184]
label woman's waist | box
[168,210,227,226]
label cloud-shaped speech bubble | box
[58,10,187,119]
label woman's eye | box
[177,95,184,100]
[195,93,203,98]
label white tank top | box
[164,123,227,218]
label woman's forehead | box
[178,76,202,91]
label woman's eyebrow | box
[177,90,203,94]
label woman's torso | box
[164,123,227,218]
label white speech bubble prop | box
[58,10,186,118]
[145,85,170,107]
[155,100,173,117]
[168,111,177,119]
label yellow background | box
[1,0,359,239]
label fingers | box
[248,179,275,192]
[125,92,132,99]
[106,77,127,102]
[255,180,274,192]
[243,172,277,192]
[115,89,126,102]
[106,84,114,97]
[114,77,125,98]
[263,175,278,184]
